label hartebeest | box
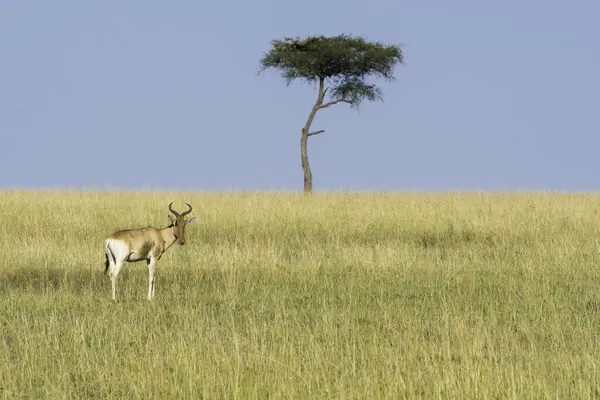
[104,202,196,301]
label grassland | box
[1,190,600,398]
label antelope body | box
[104,202,195,301]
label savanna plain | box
[1,190,600,398]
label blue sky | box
[1,0,598,191]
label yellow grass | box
[1,190,600,398]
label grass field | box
[1,190,600,398]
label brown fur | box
[104,202,195,300]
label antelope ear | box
[168,215,175,223]
[186,217,196,224]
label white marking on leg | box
[148,257,156,300]
[111,261,124,301]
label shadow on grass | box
[0,267,227,295]
[415,228,501,249]
[0,267,104,294]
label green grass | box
[1,190,600,398]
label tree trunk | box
[300,129,312,194]
[300,78,326,195]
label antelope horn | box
[181,202,193,217]
[168,202,180,217]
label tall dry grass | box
[1,190,600,398]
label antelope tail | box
[104,242,116,274]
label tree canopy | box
[259,34,403,107]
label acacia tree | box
[259,34,403,194]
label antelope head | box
[168,202,196,245]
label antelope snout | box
[179,240,185,245]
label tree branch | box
[307,130,325,136]
[316,78,326,105]
[318,97,353,109]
